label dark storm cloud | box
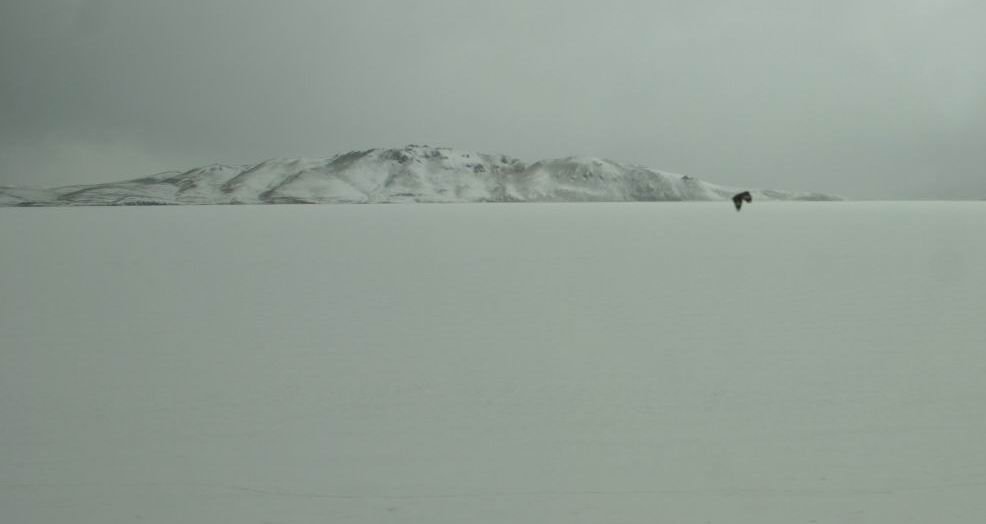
[2,0,985,198]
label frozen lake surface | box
[2,202,986,523]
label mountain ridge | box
[0,145,842,206]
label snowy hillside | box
[1,146,840,206]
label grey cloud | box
[1,0,985,197]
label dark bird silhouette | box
[732,191,752,211]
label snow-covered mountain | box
[0,145,840,206]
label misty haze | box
[2,2,986,523]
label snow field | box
[2,202,985,523]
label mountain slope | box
[1,145,841,206]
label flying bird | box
[732,191,752,211]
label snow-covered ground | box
[2,202,985,523]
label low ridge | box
[1,145,841,206]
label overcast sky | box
[2,0,985,198]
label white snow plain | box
[2,202,985,523]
